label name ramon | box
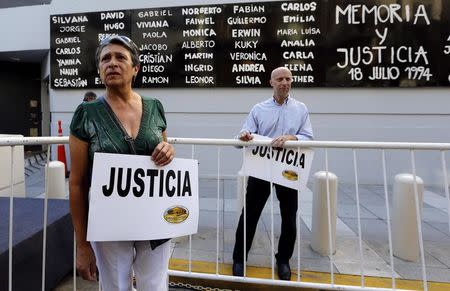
[102,167,192,198]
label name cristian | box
[102,168,192,197]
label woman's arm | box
[151,130,175,166]
[69,134,97,281]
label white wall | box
[0,5,50,52]
[3,0,450,186]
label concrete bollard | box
[236,170,248,218]
[311,171,338,256]
[392,173,424,262]
[45,161,66,199]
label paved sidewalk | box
[173,179,450,283]
[24,156,450,288]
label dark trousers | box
[233,176,298,263]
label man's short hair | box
[83,91,97,102]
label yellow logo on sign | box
[164,206,189,224]
[282,170,298,181]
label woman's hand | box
[152,141,175,166]
[76,243,97,281]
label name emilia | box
[102,168,192,198]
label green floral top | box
[69,96,169,249]
[70,96,167,164]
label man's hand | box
[152,141,175,166]
[271,135,297,148]
[238,131,254,142]
[76,243,97,281]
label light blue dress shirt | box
[240,96,314,141]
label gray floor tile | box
[426,222,450,236]
[422,208,449,223]
[363,184,391,198]
[334,261,398,278]
[199,197,239,212]
[172,247,231,264]
[260,214,312,238]
[425,186,447,198]
[394,264,450,283]
[198,179,223,198]
[173,228,224,252]
[54,275,100,291]
[357,191,388,208]
[244,253,273,267]
[339,188,388,208]
[25,168,45,197]
[291,257,338,273]
[364,205,393,220]
[175,226,270,257]
[424,241,450,267]
[332,237,385,263]
[222,228,238,253]
[197,209,239,230]
[337,194,358,205]
[223,178,237,199]
[268,234,325,261]
[337,204,378,219]
[293,239,328,260]
[338,183,355,195]
[342,217,448,242]
[421,222,449,242]
[340,218,390,241]
[365,239,446,268]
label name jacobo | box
[252,147,305,168]
[102,168,192,197]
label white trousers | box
[91,240,170,291]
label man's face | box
[270,68,292,99]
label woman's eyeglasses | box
[100,35,132,45]
[99,35,139,52]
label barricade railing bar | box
[3,136,450,150]
[1,136,450,291]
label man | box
[232,67,313,280]
[83,91,97,102]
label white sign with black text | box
[243,135,314,190]
[87,153,199,242]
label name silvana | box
[252,146,305,168]
[102,168,192,197]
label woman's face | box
[98,43,139,88]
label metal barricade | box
[1,136,450,291]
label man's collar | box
[272,95,290,105]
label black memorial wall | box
[50,0,450,88]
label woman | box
[69,35,174,291]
